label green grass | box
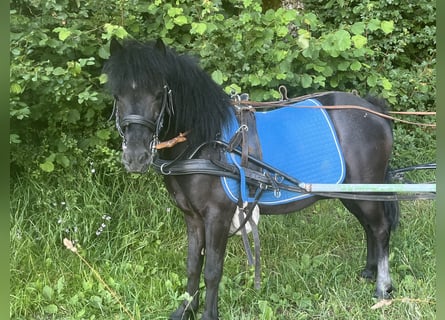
[10,169,436,319]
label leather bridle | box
[114,84,174,154]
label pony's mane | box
[103,39,233,149]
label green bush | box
[302,0,436,166]
[10,0,435,176]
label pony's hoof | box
[360,269,376,281]
[169,310,196,320]
[374,286,394,300]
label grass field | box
[10,169,436,319]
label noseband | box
[114,84,174,153]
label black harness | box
[111,87,435,290]
[111,86,436,202]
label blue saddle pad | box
[221,99,345,205]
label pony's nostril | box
[138,152,150,164]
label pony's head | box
[103,38,232,173]
[103,38,173,172]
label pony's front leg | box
[170,213,205,320]
[201,209,232,320]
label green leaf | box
[67,61,81,76]
[276,26,288,37]
[99,73,108,84]
[76,309,86,318]
[380,20,394,34]
[82,279,93,291]
[329,77,339,88]
[40,161,55,173]
[114,26,128,39]
[42,285,54,300]
[44,304,58,314]
[174,15,188,26]
[302,12,318,26]
[368,19,381,32]
[282,9,297,23]
[10,133,21,144]
[248,74,261,86]
[98,46,109,59]
[321,35,338,57]
[54,27,71,41]
[167,7,183,17]
[96,129,111,140]
[297,36,309,50]
[334,30,351,51]
[191,22,207,35]
[300,74,312,88]
[79,57,95,67]
[211,70,224,85]
[66,110,81,124]
[276,73,286,80]
[297,30,310,50]
[367,74,378,87]
[381,77,393,90]
[350,22,366,35]
[56,155,70,168]
[322,66,333,77]
[10,83,22,94]
[258,300,274,320]
[102,23,128,40]
[225,84,242,95]
[352,35,367,49]
[52,67,66,76]
[350,61,362,71]
[90,295,103,309]
[337,61,350,71]
[56,276,65,294]
[10,107,31,120]
[274,50,288,61]
[313,75,326,86]
[69,294,79,306]
[165,20,174,30]
[322,30,351,57]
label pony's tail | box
[385,169,400,231]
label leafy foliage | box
[302,0,436,166]
[10,0,123,176]
[10,0,435,175]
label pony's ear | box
[109,37,123,56]
[155,38,167,56]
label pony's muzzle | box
[122,148,152,173]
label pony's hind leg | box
[170,212,205,320]
[361,226,378,281]
[341,199,396,299]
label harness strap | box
[239,205,254,266]
[250,214,261,290]
[230,188,265,290]
[120,115,156,131]
[152,153,435,201]
[233,100,436,128]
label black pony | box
[103,38,399,320]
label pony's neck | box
[162,53,232,151]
